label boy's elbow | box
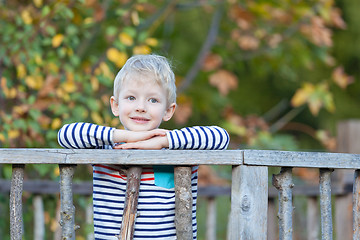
[57,125,69,149]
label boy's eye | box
[149,98,158,103]
[127,96,135,100]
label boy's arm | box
[167,126,230,150]
[57,122,114,149]
[57,122,168,149]
[117,126,230,150]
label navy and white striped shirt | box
[58,123,229,240]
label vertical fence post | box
[59,164,77,240]
[319,168,333,240]
[10,164,25,240]
[206,197,216,240]
[307,196,319,240]
[229,165,268,240]
[119,166,142,240]
[174,166,193,240]
[272,167,293,240]
[353,170,360,240]
[33,195,45,240]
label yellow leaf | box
[0,133,5,142]
[90,76,99,91]
[84,17,94,24]
[291,83,314,107]
[51,118,62,130]
[63,80,76,93]
[119,32,134,46]
[107,48,128,68]
[46,62,59,73]
[99,62,115,78]
[35,55,43,65]
[21,10,33,25]
[8,130,20,139]
[17,64,27,78]
[308,99,322,116]
[145,38,158,47]
[53,167,60,176]
[91,112,103,125]
[33,0,43,7]
[25,75,43,90]
[133,45,151,55]
[8,88,17,98]
[25,76,37,89]
[52,34,64,48]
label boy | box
[58,54,229,239]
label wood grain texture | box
[229,165,268,240]
[0,149,242,165]
[10,164,25,240]
[174,166,193,240]
[244,150,360,169]
[119,166,142,240]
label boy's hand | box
[113,129,168,143]
[113,135,169,150]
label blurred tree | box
[0,0,356,151]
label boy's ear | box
[163,103,176,122]
[110,96,119,116]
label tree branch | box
[177,4,223,93]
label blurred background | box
[0,0,359,239]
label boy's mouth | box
[130,117,150,124]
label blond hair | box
[113,54,176,106]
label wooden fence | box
[1,148,360,240]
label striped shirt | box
[57,123,229,240]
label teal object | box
[153,165,174,189]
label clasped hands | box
[112,129,169,150]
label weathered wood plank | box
[229,165,268,240]
[0,149,242,165]
[59,165,77,240]
[319,169,333,240]
[174,166,193,240]
[353,170,360,240]
[119,166,142,240]
[33,195,45,240]
[206,197,216,240]
[244,150,360,169]
[10,164,25,240]
[272,167,293,240]
[307,196,319,240]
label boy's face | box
[110,77,176,131]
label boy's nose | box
[135,101,146,112]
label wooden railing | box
[1,148,360,240]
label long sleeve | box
[57,122,115,149]
[166,126,230,150]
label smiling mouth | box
[130,117,150,123]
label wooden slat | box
[119,166,142,240]
[174,166,193,240]
[307,197,319,240]
[244,150,360,169]
[272,167,293,240]
[353,170,360,240]
[206,197,216,240]
[59,165,77,240]
[229,165,268,240]
[10,164,25,240]
[0,149,242,165]
[319,169,333,240]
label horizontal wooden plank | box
[244,150,360,169]
[0,149,243,165]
